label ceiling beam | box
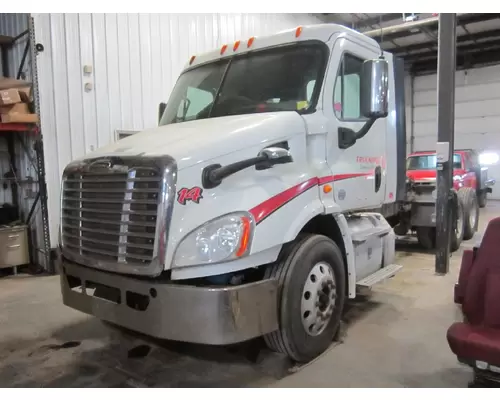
[376,13,499,41]
[403,38,500,64]
[355,13,403,29]
[411,48,500,75]
[391,28,500,55]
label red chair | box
[447,217,500,387]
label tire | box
[416,226,435,250]
[263,234,346,363]
[458,187,479,240]
[451,198,465,252]
[478,191,487,208]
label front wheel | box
[415,200,464,252]
[263,234,346,363]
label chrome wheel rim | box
[300,262,336,337]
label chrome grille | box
[60,156,176,276]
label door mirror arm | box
[202,147,293,189]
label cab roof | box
[184,23,381,71]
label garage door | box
[412,64,500,200]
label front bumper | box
[59,258,279,345]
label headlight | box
[174,213,254,267]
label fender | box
[282,195,356,298]
[333,213,357,298]
[285,209,357,298]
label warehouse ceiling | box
[316,13,500,75]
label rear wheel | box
[458,187,479,240]
[451,199,465,252]
[264,234,346,363]
[478,191,487,208]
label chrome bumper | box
[59,259,279,345]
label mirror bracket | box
[338,119,376,149]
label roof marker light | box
[233,40,240,51]
[247,36,255,48]
[295,26,303,38]
[189,55,196,65]
[220,44,228,55]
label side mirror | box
[158,102,167,124]
[256,147,293,170]
[360,58,389,119]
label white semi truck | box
[58,24,408,363]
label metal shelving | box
[0,15,52,273]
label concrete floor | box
[1,202,499,387]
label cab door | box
[323,37,387,211]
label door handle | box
[374,166,382,193]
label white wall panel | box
[412,64,500,200]
[32,13,322,246]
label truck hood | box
[83,112,306,170]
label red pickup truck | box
[406,149,494,208]
[403,149,495,249]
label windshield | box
[406,154,462,170]
[159,43,326,126]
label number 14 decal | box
[177,186,203,205]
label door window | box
[333,54,364,120]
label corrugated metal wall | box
[32,13,322,246]
[411,64,500,199]
[0,13,30,79]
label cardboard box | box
[0,102,30,115]
[0,77,32,90]
[0,88,22,105]
[1,113,39,123]
[0,78,33,104]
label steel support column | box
[435,14,457,275]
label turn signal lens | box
[323,184,332,194]
[236,216,251,257]
[247,36,255,48]
[220,44,228,55]
[233,40,240,51]
[295,26,303,38]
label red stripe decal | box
[318,172,372,185]
[250,173,372,224]
[250,178,318,224]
